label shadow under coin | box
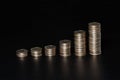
[59,57,71,80]
[31,57,42,80]
[89,55,104,80]
[16,58,27,80]
[73,57,86,80]
[45,57,56,80]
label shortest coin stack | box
[45,45,56,56]
[60,40,71,57]
[31,47,42,57]
[16,49,28,58]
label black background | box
[1,1,120,80]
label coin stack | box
[88,22,101,55]
[45,45,56,56]
[16,49,28,58]
[59,40,71,57]
[31,47,42,57]
[74,30,86,56]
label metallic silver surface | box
[31,47,42,57]
[89,22,101,55]
[60,40,71,57]
[74,30,86,56]
[16,49,28,58]
[45,45,56,56]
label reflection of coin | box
[16,49,28,58]
[74,30,86,56]
[31,47,42,57]
[89,22,101,55]
[60,40,71,57]
[45,45,56,56]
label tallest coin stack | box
[88,22,101,55]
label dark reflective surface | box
[89,56,103,80]
[1,55,113,80]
